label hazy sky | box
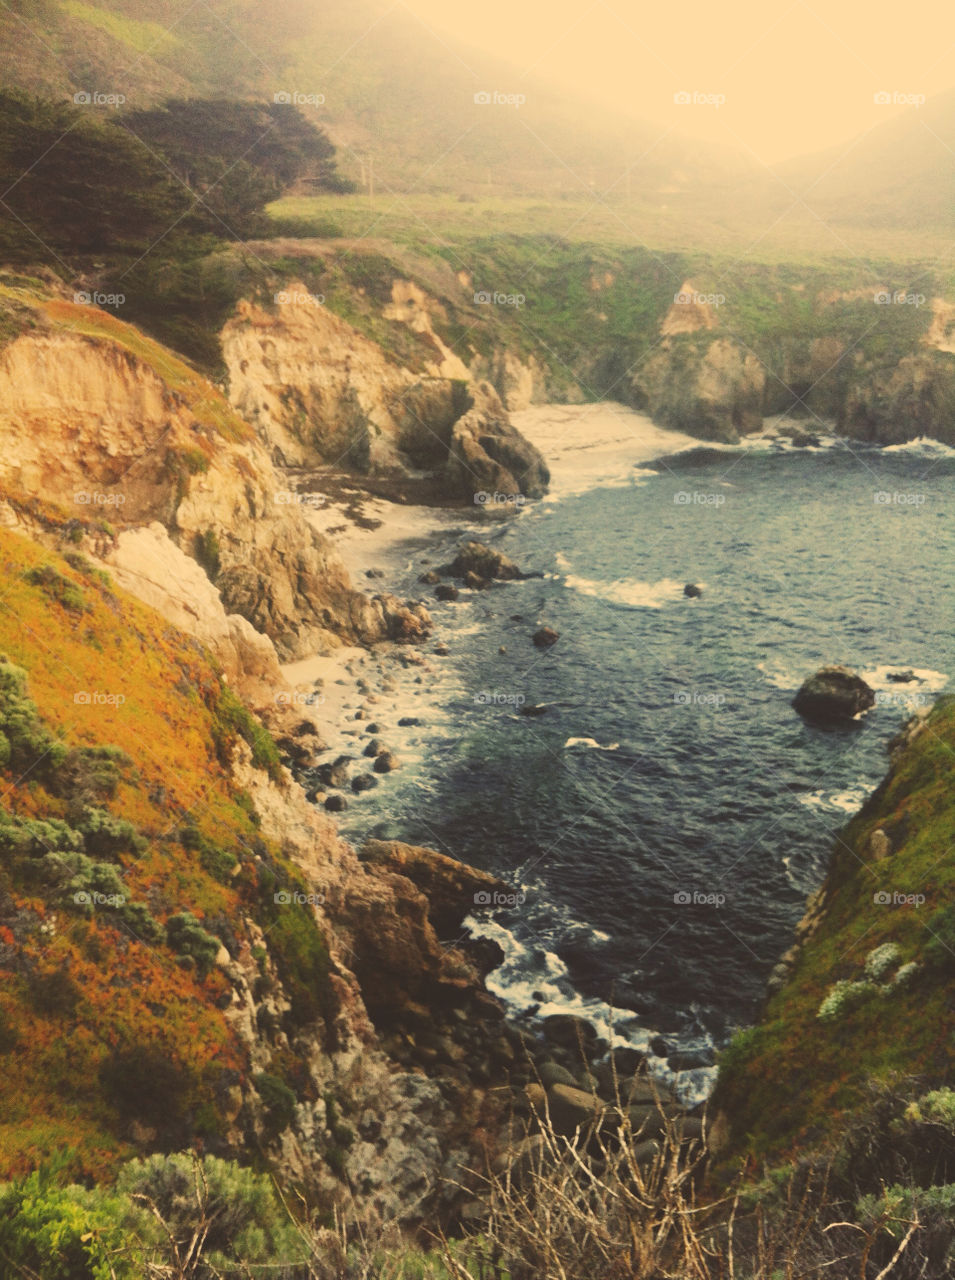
[400,0,955,164]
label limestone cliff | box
[221,282,549,499]
[0,294,431,672]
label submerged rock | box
[352,773,380,793]
[792,666,875,722]
[434,583,459,601]
[533,627,560,649]
[684,583,703,598]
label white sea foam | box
[882,436,955,458]
[797,787,872,815]
[563,737,620,751]
[564,573,687,609]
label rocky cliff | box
[710,696,955,1164]
[221,279,549,501]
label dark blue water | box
[337,432,955,1095]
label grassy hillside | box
[0,525,334,1181]
[713,697,955,1165]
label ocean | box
[315,402,955,1103]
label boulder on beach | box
[533,627,560,649]
[363,738,385,758]
[792,666,875,722]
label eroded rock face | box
[221,286,549,498]
[632,336,766,442]
[447,381,550,500]
[792,666,876,722]
[0,323,427,662]
[359,839,506,936]
[840,353,955,444]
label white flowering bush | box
[864,942,902,981]
[817,979,877,1022]
[889,961,919,988]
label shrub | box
[864,942,902,980]
[924,904,955,973]
[0,1166,144,1280]
[817,978,877,1022]
[194,527,221,581]
[114,1152,311,1276]
[22,564,87,612]
[212,686,284,783]
[75,807,147,859]
[165,911,221,974]
[99,1045,196,1136]
[254,1071,298,1136]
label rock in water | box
[324,793,347,812]
[684,583,702,598]
[373,751,400,773]
[533,627,560,649]
[352,774,380,793]
[445,541,527,581]
[434,584,459,601]
[792,666,876,722]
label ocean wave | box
[563,737,620,751]
[564,573,688,609]
[882,436,955,458]
[797,786,871,815]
